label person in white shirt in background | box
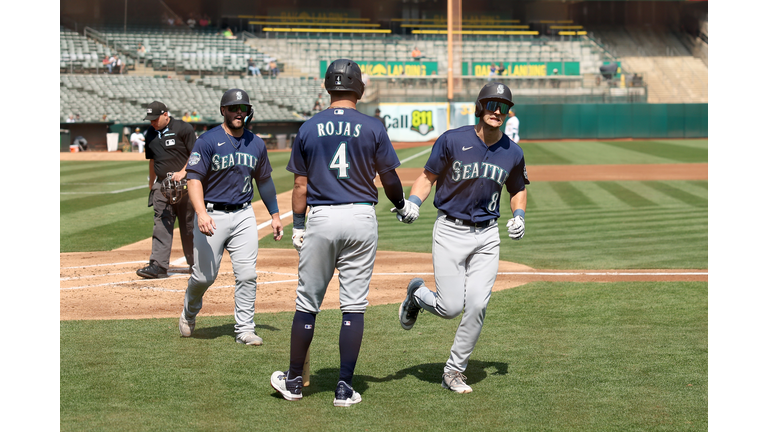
[504,109,520,143]
[130,127,146,153]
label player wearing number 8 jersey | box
[180,88,284,346]
[270,59,415,406]
[397,82,529,393]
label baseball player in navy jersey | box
[179,88,284,346]
[270,59,417,406]
[397,82,529,393]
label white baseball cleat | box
[179,312,195,337]
[271,370,303,401]
[442,371,473,393]
[399,278,424,330]
[236,332,263,346]
[333,381,362,407]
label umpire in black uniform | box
[137,101,196,279]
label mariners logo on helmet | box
[236,91,242,100]
[497,84,505,94]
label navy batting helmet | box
[220,88,253,123]
[324,59,364,99]
[475,82,514,117]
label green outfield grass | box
[61,140,708,269]
[60,281,707,431]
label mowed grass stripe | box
[61,188,149,215]
[549,182,598,208]
[518,142,572,164]
[61,197,150,237]
[62,212,153,252]
[60,160,142,175]
[61,162,148,185]
[593,181,658,208]
[600,140,708,163]
[641,181,707,207]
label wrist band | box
[407,195,423,207]
[513,209,525,219]
[293,213,306,229]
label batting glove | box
[506,215,525,240]
[390,199,420,224]
[292,229,305,251]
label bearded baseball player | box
[179,88,284,346]
[397,82,529,393]
[270,59,416,406]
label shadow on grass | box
[190,323,281,341]
[269,360,509,399]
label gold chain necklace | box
[224,129,239,150]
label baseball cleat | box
[399,277,424,330]
[271,370,303,401]
[179,312,195,337]
[136,262,169,279]
[333,381,362,407]
[442,371,473,393]
[236,332,263,346]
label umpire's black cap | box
[144,101,168,121]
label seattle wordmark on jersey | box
[450,160,509,186]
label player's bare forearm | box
[271,213,284,241]
[292,174,308,215]
[510,188,527,212]
[188,179,215,235]
[409,170,438,203]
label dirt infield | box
[60,150,708,321]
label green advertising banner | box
[320,61,439,77]
[463,62,580,76]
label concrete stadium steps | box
[621,56,707,103]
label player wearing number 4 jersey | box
[180,88,283,346]
[270,59,415,406]
[397,82,529,393]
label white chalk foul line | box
[257,210,295,230]
[399,147,433,164]
[60,185,147,195]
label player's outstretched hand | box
[506,215,525,240]
[390,200,420,224]
[292,229,305,251]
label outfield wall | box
[513,103,708,140]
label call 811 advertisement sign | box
[377,103,448,142]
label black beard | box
[224,116,244,133]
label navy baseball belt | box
[206,202,250,212]
[445,216,496,228]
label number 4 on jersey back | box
[329,142,350,179]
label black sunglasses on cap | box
[484,100,511,115]
[226,104,249,113]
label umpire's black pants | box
[149,181,195,271]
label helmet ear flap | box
[475,101,483,117]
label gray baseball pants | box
[295,204,378,314]
[412,211,500,373]
[149,181,194,271]
[183,204,260,335]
